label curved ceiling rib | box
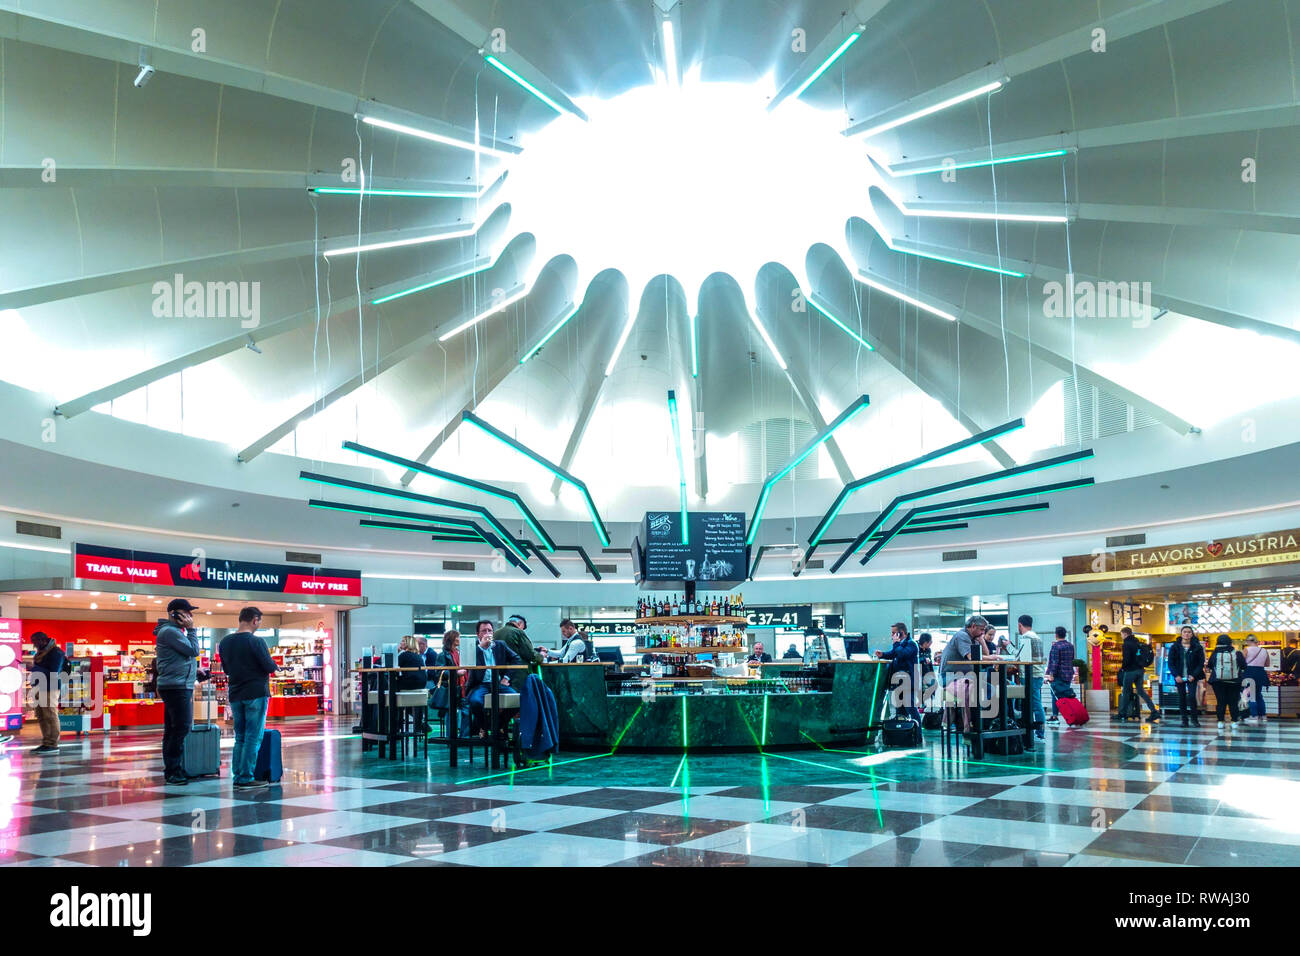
[407,0,587,120]
[840,0,1236,138]
[0,3,503,153]
[234,258,546,465]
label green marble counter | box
[541,660,889,751]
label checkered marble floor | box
[3,715,1300,867]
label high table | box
[353,664,527,767]
[942,659,1042,760]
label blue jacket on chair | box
[518,674,560,760]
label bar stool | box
[481,693,522,769]
[393,689,430,759]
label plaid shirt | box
[1046,639,1075,682]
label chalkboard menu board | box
[641,511,746,586]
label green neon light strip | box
[860,477,1092,566]
[455,751,613,785]
[484,54,574,117]
[761,695,769,748]
[762,750,891,783]
[669,753,687,788]
[911,502,1050,525]
[519,302,580,363]
[343,440,555,552]
[460,412,610,546]
[359,518,482,540]
[891,148,1071,177]
[668,390,688,545]
[836,446,1092,565]
[609,704,643,752]
[792,30,861,99]
[808,418,1025,547]
[892,244,1026,278]
[681,694,688,749]
[808,298,875,351]
[310,186,483,198]
[298,471,528,562]
[746,394,870,546]
[309,498,477,529]
[371,262,492,305]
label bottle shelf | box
[634,615,748,626]
[635,645,744,654]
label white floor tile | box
[822,790,982,814]
[432,831,662,866]
[638,795,807,823]
[436,802,622,832]
[223,810,426,842]
[903,816,1099,854]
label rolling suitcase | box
[1052,684,1090,727]
[254,728,283,783]
[181,680,221,777]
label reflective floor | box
[3,715,1300,866]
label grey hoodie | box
[153,618,200,690]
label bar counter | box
[542,659,890,751]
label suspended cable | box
[1062,157,1082,448]
[986,95,1011,421]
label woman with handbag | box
[1241,634,1270,725]
[430,631,468,731]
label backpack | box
[1213,649,1241,682]
[1137,643,1155,668]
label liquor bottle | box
[724,596,731,616]
[673,595,680,615]
[711,597,718,616]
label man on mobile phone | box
[154,598,202,785]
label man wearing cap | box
[495,614,541,674]
[154,598,202,785]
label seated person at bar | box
[941,615,989,729]
[746,641,772,664]
[395,635,427,689]
[783,643,801,659]
[465,620,522,731]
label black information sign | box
[641,511,746,586]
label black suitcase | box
[182,680,221,777]
[984,734,1025,756]
[881,716,922,747]
[921,710,943,730]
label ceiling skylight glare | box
[501,78,879,307]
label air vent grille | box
[286,550,322,565]
[601,548,632,555]
[1105,533,1146,548]
[16,520,61,539]
[442,560,476,572]
[595,563,618,574]
[942,549,978,562]
[803,559,825,570]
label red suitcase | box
[1056,695,1089,726]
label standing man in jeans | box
[1045,626,1076,724]
[153,598,202,785]
[1015,615,1046,739]
[28,631,64,756]
[218,607,279,790]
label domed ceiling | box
[1,0,1299,572]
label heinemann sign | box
[1063,528,1300,582]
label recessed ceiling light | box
[89,602,98,610]
[53,593,62,598]
[90,592,101,596]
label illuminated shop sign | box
[73,544,362,598]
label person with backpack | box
[1117,626,1161,723]
[1167,626,1205,727]
[1241,635,1270,724]
[1207,634,1247,730]
[877,623,919,719]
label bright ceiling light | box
[503,79,877,307]
[852,80,1004,139]
[359,115,513,157]
[323,224,477,258]
[660,19,680,90]
[889,148,1071,177]
[855,273,956,321]
[604,311,638,376]
[484,55,578,118]
[903,207,1069,224]
[371,261,493,306]
[437,286,531,342]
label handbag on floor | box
[881,714,923,747]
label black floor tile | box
[550,811,738,845]
[608,847,817,866]
[840,837,979,867]
[1080,829,1198,865]
[535,788,689,811]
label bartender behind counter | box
[746,641,772,664]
